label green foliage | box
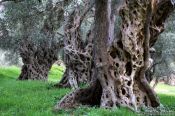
[0,66,175,116]
[2,0,45,48]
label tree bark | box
[18,1,65,80]
[55,0,174,111]
[57,1,94,88]
[57,0,119,88]
[18,40,61,80]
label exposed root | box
[55,80,102,110]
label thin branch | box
[57,32,64,37]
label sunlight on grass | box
[155,84,175,109]
[48,65,65,82]
[155,83,175,96]
[0,66,20,79]
[0,65,65,81]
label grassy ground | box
[0,66,175,116]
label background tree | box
[150,11,175,86]
[0,0,65,80]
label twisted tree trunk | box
[55,0,174,111]
[18,40,61,80]
[56,1,94,88]
[18,1,65,80]
[56,27,94,88]
[57,0,119,88]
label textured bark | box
[55,0,174,111]
[57,0,119,88]
[18,1,64,80]
[56,27,94,88]
[18,40,62,80]
[57,1,94,88]
[145,47,157,83]
[150,0,174,47]
[146,0,174,83]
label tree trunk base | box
[18,64,50,81]
[18,40,59,81]
[55,79,159,111]
[55,80,102,110]
[54,69,71,88]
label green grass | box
[48,65,65,82]
[155,84,175,108]
[0,66,175,116]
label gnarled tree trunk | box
[55,0,174,111]
[56,1,94,88]
[57,0,119,88]
[18,1,65,80]
[18,40,61,80]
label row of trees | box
[0,0,175,112]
